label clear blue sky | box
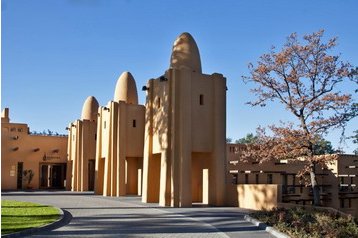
[2,0,357,152]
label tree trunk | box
[309,162,321,206]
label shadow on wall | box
[237,184,281,210]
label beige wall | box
[142,67,227,207]
[95,100,145,197]
[226,143,358,217]
[2,110,67,190]
[237,184,282,210]
[67,119,97,191]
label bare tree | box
[243,30,357,206]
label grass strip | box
[1,200,60,235]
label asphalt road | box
[1,191,274,237]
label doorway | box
[88,160,95,191]
[17,162,23,189]
[39,163,66,189]
[192,153,210,205]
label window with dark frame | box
[267,174,273,184]
[133,120,136,128]
[200,94,204,105]
[232,174,238,185]
[340,199,345,208]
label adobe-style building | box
[141,33,227,207]
[1,108,68,190]
[67,96,99,191]
[226,143,358,217]
[3,32,356,217]
[94,72,145,197]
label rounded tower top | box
[81,96,99,121]
[114,71,138,104]
[170,32,202,73]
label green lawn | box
[1,200,60,235]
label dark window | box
[95,134,97,141]
[200,94,204,105]
[232,174,238,184]
[158,97,161,108]
[267,174,273,184]
[245,174,249,184]
[133,120,136,128]
[340,199,345,208]
[255,174,259,184]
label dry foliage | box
[242,30,357,205]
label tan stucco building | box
[67,96,99,192]
[95,72,145,197]
[2,32,357,217]
[226,143,358,217]
[1,108,68,190]
[141,33,227,207]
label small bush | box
[251,207,358,238]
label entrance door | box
[40,165,49,187]
[39,163,66,189]
[51,165,62,188]
[88,160,95,191]
[17,162,23,189]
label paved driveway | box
[2,191,273,237]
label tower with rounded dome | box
[68,96,99,192]
[95,71,145,197]
[142,32,227,207]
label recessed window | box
[267,174,273,184]
[255,174,259,184]
[18,128,23,132]
[157,97,161,108]
[340,199,345,208]
[232,174,238,184]
[10,127,16,132]
[133,120,136,128]
[199,94,204,105]
[245,174,249,184]
[95,134,97,141]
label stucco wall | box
[237,184,282,210]
[2,122,67,190]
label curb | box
[244,215,290,238]
[2,208,72,238]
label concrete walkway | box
[2,191,274,237]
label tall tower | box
[142,33,227,207]
[67,96,99,191]
[95,72,145,196]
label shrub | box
[251,207,358,238]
